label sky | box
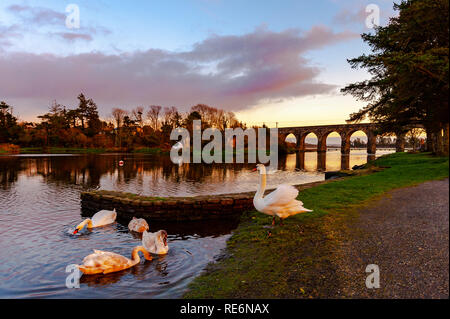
[0,0,398,126]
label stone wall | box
[80,180,328,222]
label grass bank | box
[184,152,449,298]
[131,147,165,154]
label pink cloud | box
[0,26,358,119]
[52,32,93,42]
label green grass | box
[131,147,163,154]
[184,152,449,298]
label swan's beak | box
[73,229,78,234]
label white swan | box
[252,164,312,225]
[142,230,169,255]
[128,217,149,233]
[77,246,152,275]
[73,209,117,234]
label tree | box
[342,0,449,155]
[76,93,89,129]
[131,106,145,128]
[111,108,127,147]
[112,108,127,129]
[406,128,425,151]
[85,98,102,137]
[74,93,101,136]
[147,105,162,131]
[0,101,20,143]
[37,100,69,146]
[65,109,78,128]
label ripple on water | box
[0,151,392,298]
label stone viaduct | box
[278,123,406,154]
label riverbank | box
[184,152,449,298]
[0,146,166,155]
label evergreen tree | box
[342,0,449,155]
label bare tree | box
[147,105,162,131]
[131,106,145,128]
[112,108,127,129]
[111,108,127,147]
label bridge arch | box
[283,133,297,144]
[324,131,343,150]
[317,130,346,152]
[341,128,377,155]
[298,131,319,151]
[278,123,381,154]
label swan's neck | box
[255,172,267,198]
[131,246,152,265]
[79,218,93,229]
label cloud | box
[51,32,93,42]
[4,4,110,45]
[332,6,368,26]
[0,26,357,118]
[7,4,66,26]
[0,24,22,49]
[332,2,397,27]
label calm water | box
[0,149,393,298]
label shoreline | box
[0,145,401,156]
[0,146,166,155]
[183,152,449,298]
[80,165,383,222]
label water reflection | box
[0,150,394,298]
[0,150,394,193]
[289,149,393,172]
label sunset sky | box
[0,0,397,127]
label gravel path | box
[333,179,449,298]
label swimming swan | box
[142,230,169,255]
[128,217,149,233]
[77,246,152,275]
[73,209,117,234]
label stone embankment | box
[80,181,327,221]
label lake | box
[0,149,394,298]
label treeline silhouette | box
[0,94,245,152]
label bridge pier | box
[317,152,326,171]
[341,132,351,154]
[317,134,327,153]
[341,154,350,170]
[296,133,305,152]
[296,151,305,170]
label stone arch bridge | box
[278,123,406,154]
